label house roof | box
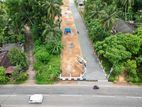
[0,51,7,63]
[0,43,23,68]
[113,20,136,33]
[2,43,21,51]
[0,51,11,68]
[6,66,15,74]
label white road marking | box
[126,96,142,99]
[92,95,115,98]
[0,95,17,97]
[58,94,82,97]
[0,94,142,99]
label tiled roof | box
[6,66,15,74]
[113,19,136,33]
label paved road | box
[0,85,142,96]
[0,85,142,107]
[1,94,142,107]
[69,0,107,80]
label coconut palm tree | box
[88,0,119,30]
[89,1,107,19]
[5,0,62,43]
[116,0,134,20]
[42,0,62,26]
[101,4,119,30]
[0,2,8,46]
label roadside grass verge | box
[34,55,60,84]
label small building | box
[112,19,136,34]
[0,51,15,76]
[0,43,22,75]
[0,43,23,67]
[1,43,24,52]
[6,66,15,76]
[0,51,11,68]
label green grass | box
[34,55,60,84]
[48,55,60,66]
[99,56,112,74]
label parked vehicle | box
[29,94,43,104]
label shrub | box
[108,75,116,82]
[45,40,62,55]
[12,66,28,83]
[113,62,126,76]
[7,48,28,68]
[87,19,109,42]
[12,66,21,80]
[33,61,42,71]
[16,72,28,82]
[0,67,8,84]
[36,65,60,84]
[35,55,60,84]
[35,47,50,64]
[125,60,139,82]
[95,32,142,83]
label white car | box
[29,94,43,104]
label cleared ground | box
[61,0,84,78]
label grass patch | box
[100,57,112,75]
[34,55,60,84]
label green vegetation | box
[31,0,62,84]
[0,65,28,84]
[35,47,50,64]
[34,47,60,84]
[0,2,7,46]
[8,48,28,69]
[0,0,62,84]
[84,0,142,83]
[11,66,28,84]
[0,67,8,84]
[6,48,28,83]
[95,33,142,82]
[33,40,61,84]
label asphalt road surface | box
[70,0,107,80]
[0,85,142,107]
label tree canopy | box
[84,0,142,82]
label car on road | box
[29,94,43,104]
